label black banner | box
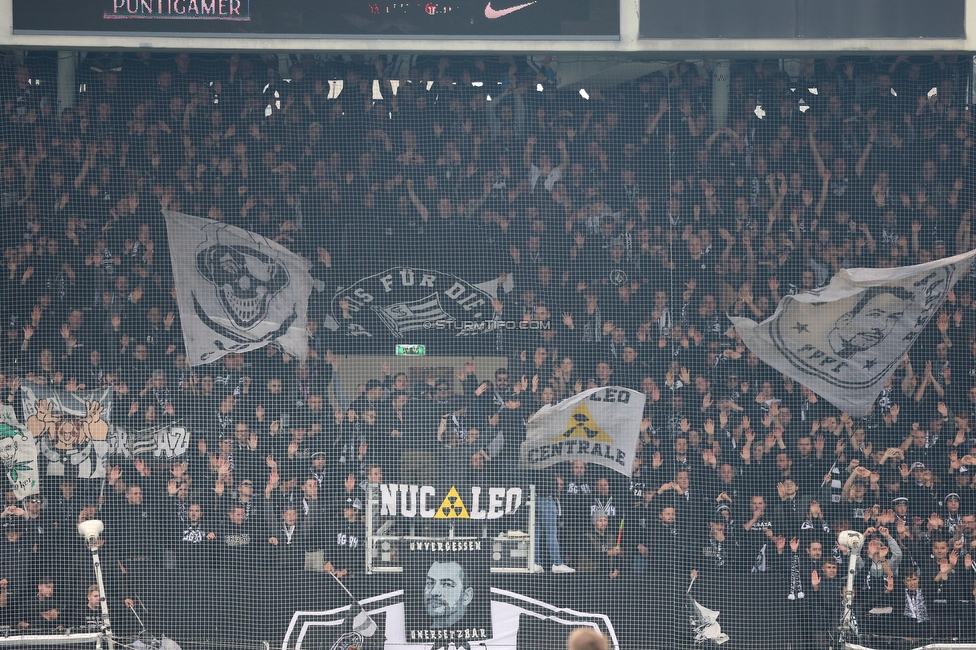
[13,0,619,37]
[326,268,502,342]
[639,0,965,39]
[404,542,493,643]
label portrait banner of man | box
[404,542,492,645]
[731,248,976,417]
[283,588,622,650]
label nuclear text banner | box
[378,484,523,520]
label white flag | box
[0,405,40,500]
[689,598,729,645]
[351,609,377,638]
[164,210,312,366]
[730,249,976,417]
[520,387,645,477]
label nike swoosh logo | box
[484,1,536,18]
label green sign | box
[396,344,426,356]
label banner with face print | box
[282,587,620,650]
[284,576,616,650]
[730,248,976,417]
[404,541,492,646]
[164,209,312,366]
[20,385,113,481]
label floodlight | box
[78,519,104,544]
[838,529,866,644]
[838,530,864,552]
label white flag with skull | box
[164,210,312,366]
[730,248,976,417]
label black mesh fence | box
[0,51,975,650]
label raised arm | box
[815,170,831,218]
[405,178,429,222]
[523,135,537,170]
[956,210,972,255]
[645,97,669,138]
[808,120,827,179]
[854,123,877,179]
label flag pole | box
[330,571,377,637]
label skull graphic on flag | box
[164,209,313,366]
[197,243,290,329]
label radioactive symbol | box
[434,486,470,519]
[553,401,614,443]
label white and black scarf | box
[904,589,929,622]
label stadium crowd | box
[0,52,976,648]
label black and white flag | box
[730,249,976,417]
[326,268,502,339]
[164,210,312,366]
